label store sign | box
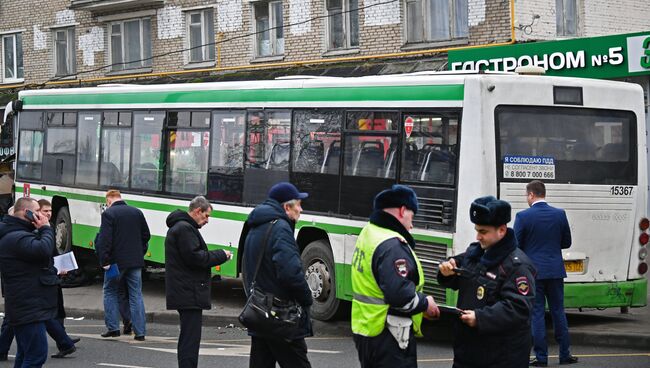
[448,31,650,79]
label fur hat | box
[470,196,511,226]
[373,185,419,214]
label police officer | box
[352,185,440,368]
[437,196,536,368]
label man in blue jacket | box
[241,182,313,368]
[514,180,577,366]
[97,190,151,341]
[0,197,57,367]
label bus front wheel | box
[55,207,72,254]
[302,240,340,321]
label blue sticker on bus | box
[503,155,555,180]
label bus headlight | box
[638,262,648,275]
[640,233,649,245]
[640,218,650,231]
[640,247,648,260]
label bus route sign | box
[503,155,555,180]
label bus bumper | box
[564,278,648,308]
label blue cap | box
[268,182,309,203]
[470,196,511,226]
[373,185,419,214]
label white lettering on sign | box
[449,48,636,72]
[503,155,555,180]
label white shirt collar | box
[531,199,547,206]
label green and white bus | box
[6,71,648,320]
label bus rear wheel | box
[55,207,72,254]
[302,240,340,321]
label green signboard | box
[448,31,650,79]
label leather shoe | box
[101,330,120,338]
[134,335,145,341]
[71,337,81,344]
[123,320,132,335]
[51,346,76,358]
[530,358,548,367]
[560,356,579,365]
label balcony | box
[69,0,164,13]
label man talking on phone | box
[0,197,57,367]
[437,196,536,368]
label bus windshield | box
[496,106,637,185]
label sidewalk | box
[2,276,649,349]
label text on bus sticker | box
[503,155,555,180]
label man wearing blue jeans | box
[97,190,151,341]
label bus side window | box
[321,140,341,174]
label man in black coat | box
[0,197,57,367]
[241,182,313,368]
[165,196,231,368]
[438,196,536,368]
[96,190,151,340]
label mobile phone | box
[25,209,36,222]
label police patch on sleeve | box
[394,259,409,278]
[516,276,530,295]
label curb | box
[569,330,650,350]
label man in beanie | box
[241,182,313,368]
[352,184,440,368]
[438,196,536,368]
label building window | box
[110,18,152,71]
[186,9,215,63]
[327,0,359,50]
[406,0,468,43]
[254,1,284,57]
[54,28,76,77]
[556,0,577,36]
[2,33,24,81]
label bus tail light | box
[640,233,649,245]
[640,247,648,260]
[640,218,650,231]
[639,262,648,275]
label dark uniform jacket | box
[164,210,229,310]
[96,200,151,270]
[241,198,312,340]
[0,216,58,326]
[368,210,429,317]
[437,229,536,368]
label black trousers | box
[249,336,311,368]
[177,309,203,368]
[353,329,417,368]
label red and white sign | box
[23,183,30,197]
[404,116,414,138]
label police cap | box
[470,196,511,226]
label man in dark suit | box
[96,190,151,341]
[514,180,578,366]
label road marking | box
[419,353,650,363]
[418,358,453,362]
[136,345,342,357]
[97,364,155,368]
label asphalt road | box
[1,318,648,368]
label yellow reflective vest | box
[351,223,425,337]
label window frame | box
[2,32,24,82]
[405,0,468,44]
[53,27,77,77]
[326,0,359,51]
[108,18,152,71]
[185,8,215,64]
[556,0,578,37]
[253,0,285,58]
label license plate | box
[564,260,584,273]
